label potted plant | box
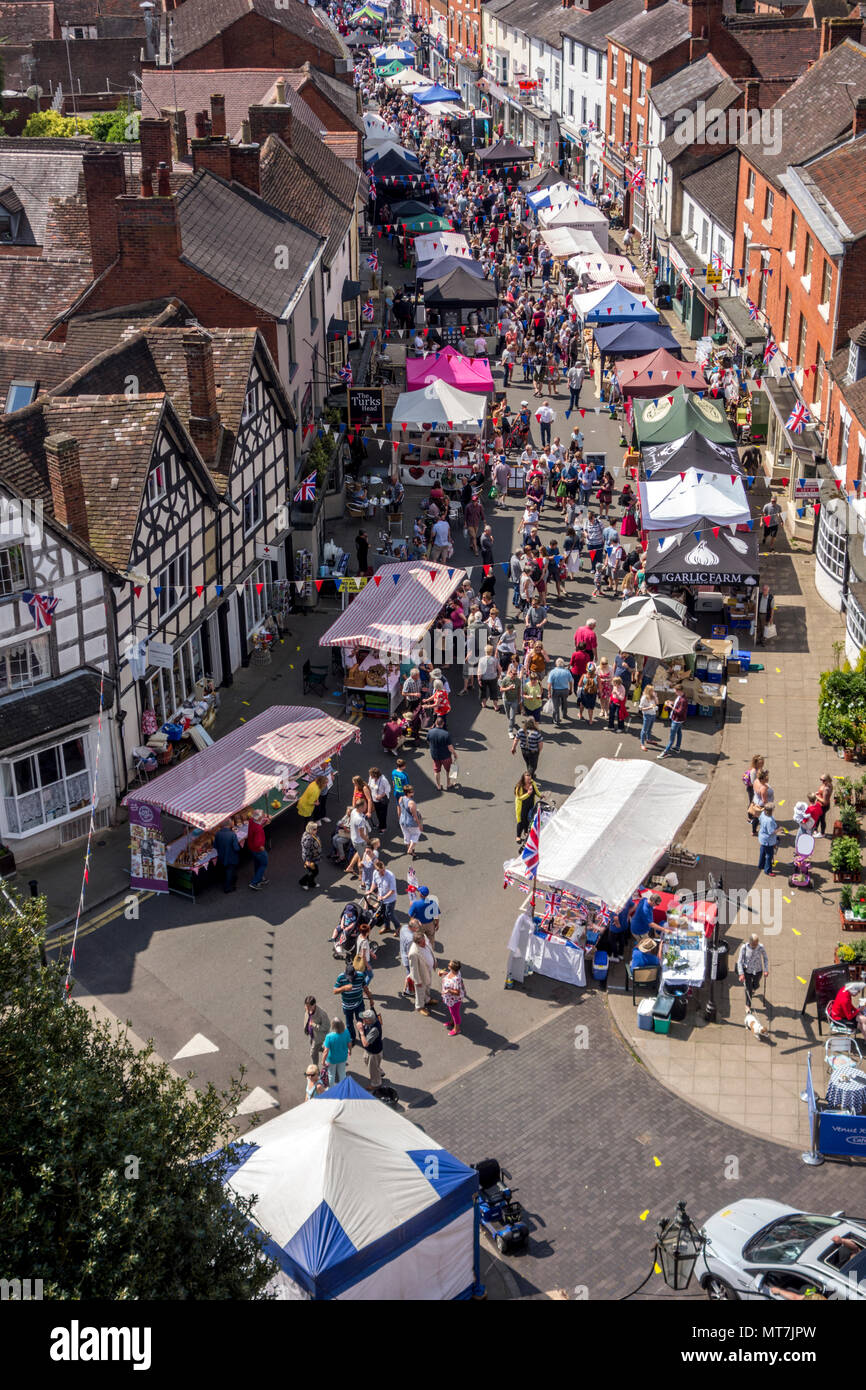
[857,774,866,811]
[835,777,855,808]
[840,805,861,838]
[0,843,15,876]
[830,835,862,882]
[841,883,854,919]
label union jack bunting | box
[763,339,778,366]
[361,299,375,321]
[338,362,353,385]
[366,252,380,271]
[785,401,811,434]
[711,251,724,271]
[520,805,542,878]
[629,168,645,190]
[293,473,317,503]
[747,299,758,321]
[22,591,60,628]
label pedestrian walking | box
[333,965,371,1044]
[748,768,774,838]
[214,819,241,894]
[761,497,782,551]
[576,663,599,724]
[372,858,398,933]
[743,753,765,817]
[536,398,555,447]
[397,784,424,857]
[499,657,521,730]
[757,801,778,876]
[427,716,456,791]
[438,960,467,1036]
[567,362,584,411]
[737,933,769,1009]
[304,1063,324,1100]
[511,716,543,773]
[408,931,435,1015]
[639,684,659,750]
[356,1008,385,1089]
[302,995,329,1067]
[755,583,776,644]
[246,808,270,889]
[408,884,441,946]
[658,685,688,758]
[356,528,369,574]
[368,765,390,831]
[514,771,541,846]
[546,657,573,725]
[298,820,322,890]
[346,801,369,877]
[477,643,501,708]
[322,1017,351,1084]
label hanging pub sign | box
[347,386,385,427]
[300,382,314,437]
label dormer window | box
[0,186,23,244]
[848,339,866,385]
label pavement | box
[37,220,866,1300]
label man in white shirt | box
[567,363,585,411]
[430,516,452,562]
[536,399,555,447]
[372,859,398,934]
[474,332,487,357]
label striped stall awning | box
[319,561,466,650]
[123,706,360,831]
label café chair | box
[626,961,660,1006]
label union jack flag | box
[520,805,542,878]
[785,401,811,434]
[338,362,353,385]
[763,339,778,366]
[629,168,645,190]
[22,591,60,628]
[747,299,758,321]
[366,252,379,271]
[293,473,317,503]
[361,299,375,322]
[711,251,724,271]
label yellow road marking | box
[49,891,155,948]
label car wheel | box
[703,1275,740,1301]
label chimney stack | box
[82,149,126,277]
[191,137,232,182]
[229,144,261,194]
[140,166,154,198]
[854,95,866,138]
[644,0,666,11]
[45,433,89,545]
[248,103,293,148]
[820,14,863,56]
[194,110,208,139]
[139,116,173,174]
[160,106,189,163]
[210,93,226,139]
[116,192,181,267]
[182,328,221,464]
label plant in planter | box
[835,777,855,807]
[837,941,857,965]
[830,836,863,880]
[856,774,866,810]
[841,884,854,912]
[840,805,861,837]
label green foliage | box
[20,109,92,138]
[818,668,866,749]
[841,884,853,911]
[840,805,861,837]
[830,836,862,875]
[90,104,140,144]
[306,430,336,487]
[0,889,276,1299]
[837,938,866,964]
[835,777,855,807]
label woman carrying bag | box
[514,771,542,847]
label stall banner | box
[818,1110,866,1159]
[399,460,474,486]
[129,801,169,894]
[338,577,370,593]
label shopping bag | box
[763,623,777,640]
[448,760,460,786]
[541,697,555,717]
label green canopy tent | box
[400,214,454,235]
[633,385,735,447]
[377,59,405,76]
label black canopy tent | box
[593,320,682,366]
[520,167,572,194]
[645,521,760,588]
[423,265,498,308]
[391,197,435,218]
[641,432,744,481]
[475,137,533,166]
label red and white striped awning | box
[319,561,466,649]
[123,706,359,830]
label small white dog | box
[744,1011,770,1039]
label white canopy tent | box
[391,380,487,433]
[414,231,470,262]
[568,251,644,292]
[539,227,603,260]
[502,758,705,910]
[639,470,751,531]
[538,199,609,249]
[384,67,434,89]
[364,112,398,139]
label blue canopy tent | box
[414,84,462,105]
[593,320,682,364]
[219,1078,481,1301]
[582,282,659,326]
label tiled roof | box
[0,672,114,754]
[559,0,644,49]
[141,67,324,143]
[0,258,94,337]
[323,131,362,164]
[165,0,343,64]
[732,24,820,77]
[175,167,325,319]
[651,56,730,119]
[0,146,90,247]
[742,38,866,183]
[802,131,866,240]
[606,0,690,61]
[0,1,56,41]
[0,339,73,410]
[828,337,866,428]
[681,151,740,233]
[259,123,359,265]
[286,64,363,133]
[488,0,565,47]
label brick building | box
[158,0,352,80]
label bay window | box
[0,634,50,694]
[2,734,91,836]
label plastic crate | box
[698,704,715,717]
[729,616,751,630]
[687,702,698,716]
[653,1016,672,1034]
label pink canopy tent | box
[615,349,708,399]
[405,345,495,394]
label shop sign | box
[347,386,385,427]
[794,477,821,496]
[300,382,313,437]
[129,801,169,894]
[648,571,756,586]
[399,460,473,486]
[256,542,281,560]
[705,263,723,287]
[148,640,173,670]
[338,576,369,593]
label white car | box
[698,1199,866,1300]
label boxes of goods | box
[705,658,725,685]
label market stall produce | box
[123,707,359,898]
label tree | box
[0,889,276,1298]
[90,103,140,143]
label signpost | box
[147,640,173,671]
[347,387,385,428]
[705,263,722,288]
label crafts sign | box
[347,387,385,427]
[399,460,473,486]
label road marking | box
[174,1033,220,1060]
[236,1086,279,1115]
[614,741,622,758]
[48,891,155,948]
[653,1156,661,1167]
[639,1209,649,1222]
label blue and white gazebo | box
[221,1078,481,1300]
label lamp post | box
[656,1202,705,1291]
[704,872,724,1023]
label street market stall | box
[413,84,461,105]
[567,250,645,293]
[503,759,705,988]
[475,137,534,167]
[526,179,578,212]
[593,320,682,364]
[416,252,486,282]
[573,281,659,325]
[639,469,751,531]
[539,227,602,261]
[538,199,609,250]
[633,385,735,447]
[644,519,761,646]
[391,378,487,431]
[123,707,359,898]
[319,560,467,715]
[219,1077,480,1300]
[413,231,471,263]
[615,350,708,400]
[640,432,743,480]
[405,345,494,394]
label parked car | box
[698,1199,866,1300]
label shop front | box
[667,238,718,341]
[761,376,824,545]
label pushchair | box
[505,418,530,452]
[330,899,368,960]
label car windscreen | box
[744,1215,839,1265]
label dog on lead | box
[744,1011,770,1039]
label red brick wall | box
[296,83,356,134]
[826,383,866,488]
[175,13,338,75]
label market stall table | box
[826,1063,866,1115]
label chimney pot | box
[194,110,208,139]
[275,77,287,103]
[45,432,89,545]
[241,118,251,143]
[140,167,154,197]
[210,92,226,139]
[157,161,171,197]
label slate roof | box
[802,131,866,240]
[0,339,75,410]
[0,1,56,41]
[174,168,325,319]
[651,56,731,118]
[742,38,866,183]
[680,151,739,233]
[0,146,90,248]
[606,0,691,61]
[488,0,565,46]
[140,67,324,143]
[732,23,820,77]
[164,0,344,64]
[285,63,363,133]
[259,125,358,265]
[0,671,114,754]
[559,0,644,50]
[829,327,866,429]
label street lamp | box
[656,1202,705,1291]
